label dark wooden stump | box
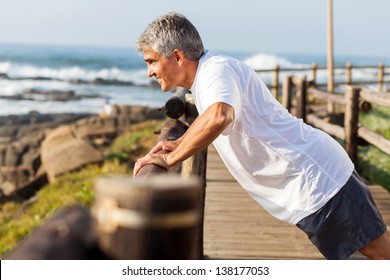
[5,205,105,260]
[92,175,201,259]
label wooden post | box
[346,62,352,85]
[272,65,280,99]
[182,94,198,125]
[327,0,335,113]
[378,63,385,92]
[164,87,189,119]
[311,63,317,86]
[344,86,360,165]
[282,75,293,111]
[295,76,307,122]
[181,94,207,259]
[92,175,201,260]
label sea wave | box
[242,52,389,86]
[244,53,299,69]
[0,61,148,84]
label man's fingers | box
[133,160,141,177]
[133,153,169,177]
[149,143,163,154]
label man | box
[134,12,390,259]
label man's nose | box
[147,66,155,78]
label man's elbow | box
[215,103,235,129]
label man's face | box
[143,49,180,92]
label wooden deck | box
[203,145,390,260]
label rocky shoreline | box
[0,111,93,143]
[0,105,165,202]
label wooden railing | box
[131,87,208,259]
[256,63,389,98]
[283,76,390,168]
[5,88,208,260]
[92,87,208,260]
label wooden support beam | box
[282,75,293,111]
[295,76,307,122]
[163,87,189,119]
[306,114,345,140]
[344,86,360,164]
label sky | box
[0,0,389,59]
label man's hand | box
[133,152,169,177]
[149,139,180,154]
[133,102,234,177]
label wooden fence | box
[257,63,389,98]
[283,76,390,168]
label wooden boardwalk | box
[203,145,390,260]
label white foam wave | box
[0,61,147,84]
[0,79,70,96]
[243,53,297,69]
[242,53,389,87]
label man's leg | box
[359,231,390,259]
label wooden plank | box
[358,126,390,155]
[360,88,390,108]
[306,113,345,140]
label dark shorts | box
[296,170,387,259]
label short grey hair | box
[136,12,204,61]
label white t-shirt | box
[190,50,354,224]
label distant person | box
[99,97,113,117]
[133,12,390,259]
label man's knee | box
[359,231,390,260]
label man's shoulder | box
[200,51,239,74]
[202,50,235,63]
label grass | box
[0,119,164,258]
[358,106,390,190]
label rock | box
[41,125,104,182]
[0,125,18,138]
[92,78,134,86]
[74,126,118,150]
[0,166,32,196]
[0,106,164,197]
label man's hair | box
[136,12,204,61]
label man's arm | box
[133,102,234,176]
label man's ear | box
[172,49,185,64]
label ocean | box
[0,42,389,116]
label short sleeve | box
[198,61,241,135]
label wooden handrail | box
[308,87,345,105]
[256,63,389,99]
[285,77,390,169]
[360,88,390,108]
[306,114,345,140]
[134,119,186,178]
